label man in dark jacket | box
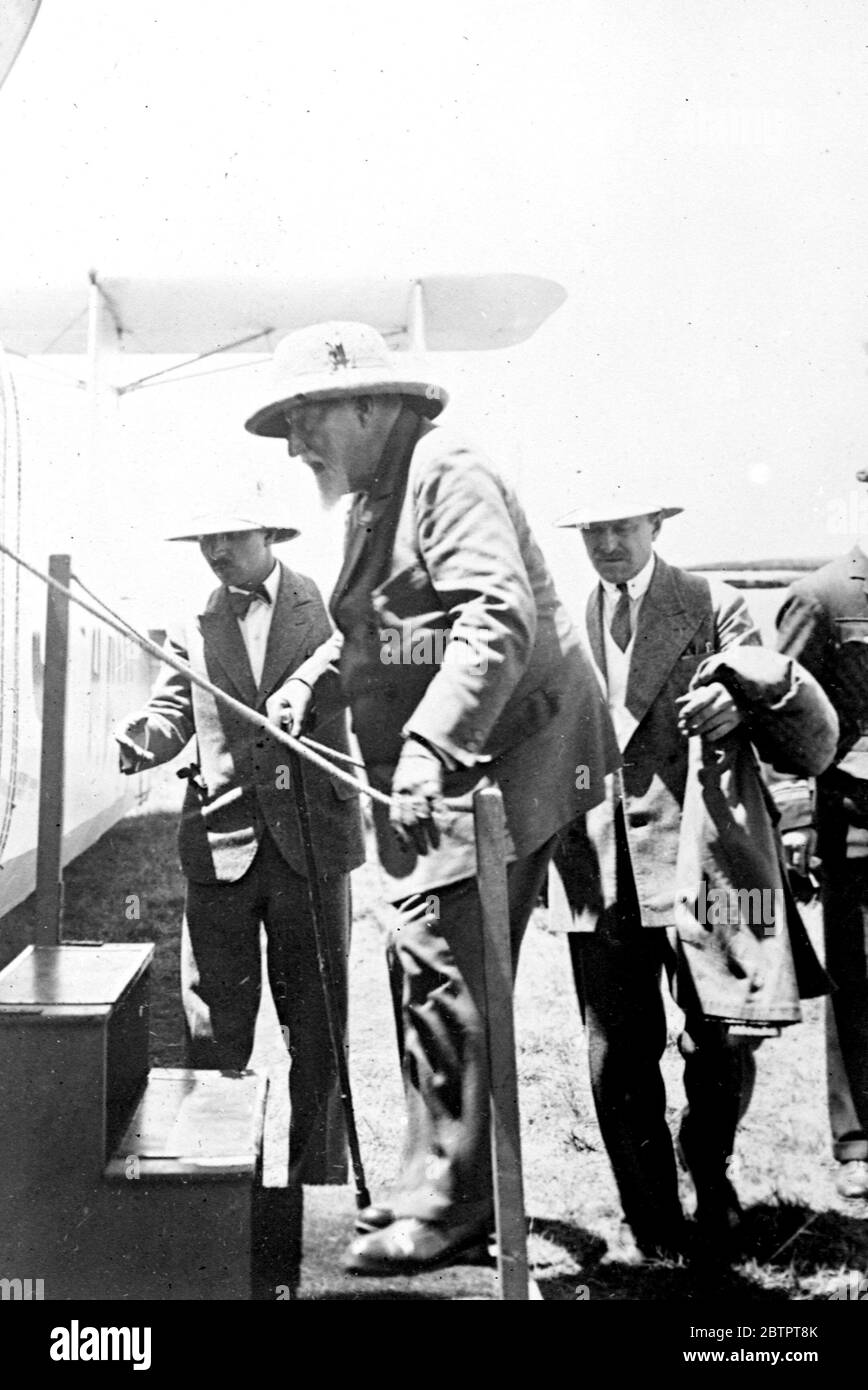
[775,469,868,1199]
[115,495,364,1188]
[551,489,831,1261]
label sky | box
[2,0,868,623]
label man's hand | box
[266,679,314,738]
[113,715,154,774]
[389,737,446,855]
[782,828,812,880]
[676,681,743,742]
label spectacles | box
[282,402,327,447]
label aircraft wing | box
[0,0,41,93]
[0,272,566,355]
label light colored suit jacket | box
[291,406,620,901]
[551,555,760,928]
[127,562,365,885]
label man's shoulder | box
[647,556,714,611]
[163,588,219,641]
[409,420,499,477]
[785,549,865,607]
[406,423,524,538]
[276,562,325,605]
[650,559,759,646]
[654,558,746,612]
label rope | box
[70,570,373,778]
[0,540,393,810]
[296,735,368,772]
[70,570,151,641]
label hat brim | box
[244,378,447,438]
[555,504,683,529]
[166,523,300,543]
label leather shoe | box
[601,1221,686,1267]
[693,1181,744,1261]
[344,1217,490,1275]
[676,1132,743,1239]
[835,1159,868,1199]
[354,1203,395,1234]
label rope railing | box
[0,539,531,1297]
[0,540,393,809]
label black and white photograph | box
[0,0,866,1357]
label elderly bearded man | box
[245,321,620,1274]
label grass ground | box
[5,784,868,1302]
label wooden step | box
[97,1068,267,1300]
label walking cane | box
[288,749,371,1212]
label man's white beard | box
[313,462,351,512]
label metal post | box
[35,553,70,942]
[473,784,530,1301]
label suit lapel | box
[329,406,425,613]
[257,563,317,702]
[200,591,258,707]
[624,556,707,728]
[585,586,606,684]
[330,494,375,614]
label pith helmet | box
[166,480,299,542]
[244,320,448,438]
[556,486,683,529]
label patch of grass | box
[4,808,867,1302]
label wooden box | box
[99,1069,267,1300]
[0,943,152,1201]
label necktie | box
[610,582,632,651]
[228,584,271,619]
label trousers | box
[384,837,555,1225]
[181,831,350,1185]
[567,809,757,1245]
[818,793,868,1162]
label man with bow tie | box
[114,494,365,1194]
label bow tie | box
[227,584,271,619]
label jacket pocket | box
[674,651,706,698]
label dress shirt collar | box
[228,560,280,605]
[599,551,656,603]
